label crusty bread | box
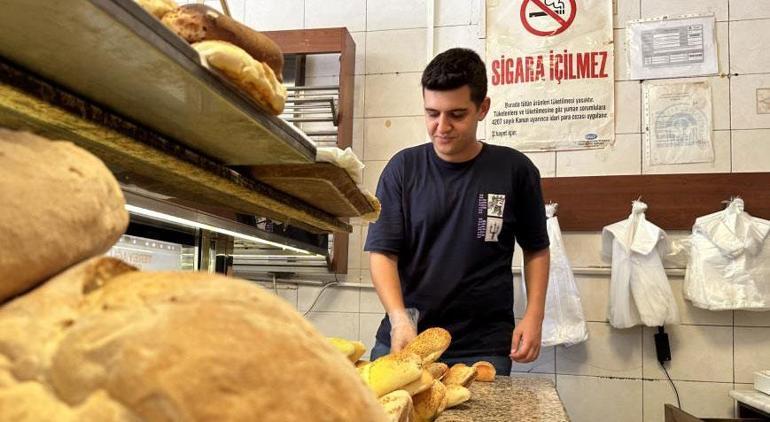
[193,40,286,115]
[0,130,128,304]
[328,337,367,363]
[425,362,448,381]
[444,384,471,409]
[442,364,477,388]
[351,340,367,363]
[359,352,423,398]
[134,0,177,19]
[401,369,434,396]
[472,361,496,381]
[402,327,451,365]
[162,4,284,81]
[0,257,388,421]
[412,380,447,422]
[378,390,415,422]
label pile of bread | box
[0,129,392,420]
[328,329,496,422]
[136,0,287,115]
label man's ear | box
[478,97,491,120]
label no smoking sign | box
[520,0,577,36]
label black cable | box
[660,358,681,409]
[655,326,681,409]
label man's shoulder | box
[395,143,431,159]
[380,143,430,180]
[483,143,537,169]
[385,143,431,167]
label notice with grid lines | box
[486,0,615,151]
[627,15,718,80]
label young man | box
[365,48,550,374]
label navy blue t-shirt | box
[364,142,549,357]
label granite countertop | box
[437,376,570,421]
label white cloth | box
[540,204,588,346]
[315,147,364,184]
[684,198,770,310]
[602,201,679,328]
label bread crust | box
[162,4,284,81]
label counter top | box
[437,376,570,421]
[730,389,770,414]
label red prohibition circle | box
[520,0,577,37]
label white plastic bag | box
[315,147,365,184]
[602,201,679,328]
[684,198,770,310]
[521,204,588,347]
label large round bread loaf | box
[0,130,128,304]
[0,257,388,421]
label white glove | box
[388,308,418,353]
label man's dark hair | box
[421,48,487,106]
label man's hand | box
[388,308,417,352]
[510,313,543,363]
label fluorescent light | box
[125,205,322,256]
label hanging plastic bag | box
[521,204,588,346]
[684,198,770,310]
[602,200,679,328]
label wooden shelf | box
[0,59,349,234]
[0,0,315,166]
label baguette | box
[412,380,447,422]
[402,327,451,365]
[425,362,448,381]
[328,337,367,363]
[162,4,284,81]
[444,384,471,409]
[442,364,477,388]
[401,369,434,396]
[359,352,423,398]
[378,390,415,422]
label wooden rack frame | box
[263,27,356,274]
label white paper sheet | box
[643,81,714,165]
[627,15,718,80]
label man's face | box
[423,85,490,162]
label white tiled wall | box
[226,1,770,421]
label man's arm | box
[510,246,550,363]
[370,251,416,352]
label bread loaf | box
[472,361,496,381]
[378,390,415,422]
[402,327,451,365]
[412,380,447,422]
[442,364,477,388]
[328,337,367,363]
[162,4,284,81]
[0,130,128,304]
[0,257,388,421]
[134,0,177,19]
[359,352,423,398]
[401,369,434,396]
[425,362,448,381]
[193,40,286,115]
[444,385,471,409]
